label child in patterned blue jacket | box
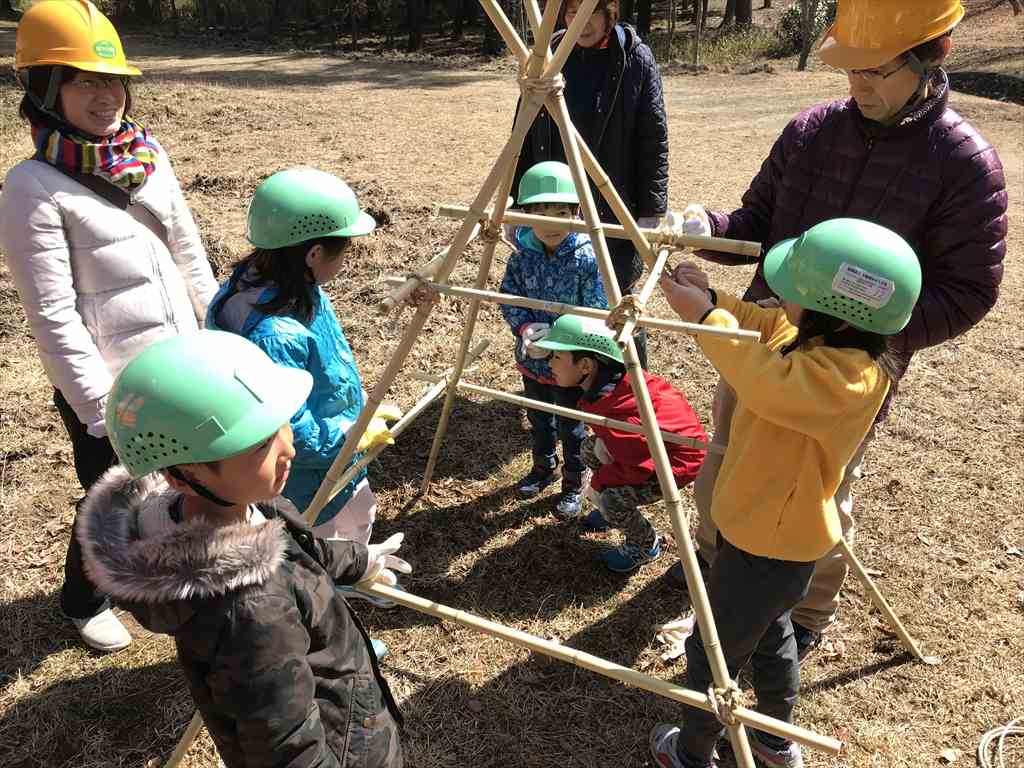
[500,161,609,518]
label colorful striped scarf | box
[32,117,159,192]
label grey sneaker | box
[516,466,559,498]
[749,733,804,768]
[649,724,715,768]
[72,608,131,652]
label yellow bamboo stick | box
[439,204,761,259]
[380,277,760,341]
[614,247,671,346]
[378,224,481,315]
[357,582,843,756]
[838,538,941,665]
[457,381,722,455]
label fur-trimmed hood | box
[77,465,289,634]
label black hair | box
[230,236,350,325]
[571,349,627,401]
[908,31,953,68]
[780,309,901,395]
[19,66,134,134]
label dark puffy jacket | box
[701,70,1007,363]
[514,23,668,288]
[77,466,402,768]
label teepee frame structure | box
[163,0,938,764]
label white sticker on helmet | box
[831,262,895,309]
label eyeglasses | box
[846,58,909,82]
[65,76,127,93]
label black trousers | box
[53,389,118,619]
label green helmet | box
[517,161,579,206]
[107,330,312,479]
[534,315,624,364]
[246,167,376,249]
[764,218,922,334]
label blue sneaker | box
[371,638,390,662]
[579,508,610,532]
[600,536,662,573]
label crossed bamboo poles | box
[163,0,935,764]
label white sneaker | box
[72,609,132,652]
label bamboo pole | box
[302,82,551,525]
[378,225,481,315]
[546,90,758,768]
[380,278,760,341]
[528,0,566,76]
[164,711,203,768]
[837,538,941,665]
[614,247,671,346]
[457,381,722,454]
[352,584,841,755]
[544,0,601,78]
[438,204,761,259]
[420,166,520,495]
[321,340,492,504]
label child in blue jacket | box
[500,161,608,518]
[207,168,400,656]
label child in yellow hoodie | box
[649,218,922,768]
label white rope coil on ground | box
[977,717,1023,768]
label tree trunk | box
[719,0,735,27]
[667,0,676,59]
[796,0,820,70]
[621,0,636,25]
[736,0,752,24]
[763,0,771,7]
[1008,0,1022,14]
[481,0,504,54]
[693,0,705,65]
[407,0,425,51]
[351,0,360,48]
[636,0,652,35]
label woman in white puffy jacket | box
[0,1,217,652]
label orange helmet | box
[817,0,964,70]
[15,0,141,76]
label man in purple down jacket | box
[667,2,1007,664]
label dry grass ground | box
[1,5,1022,767]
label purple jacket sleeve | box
[891,139,1007,354]
[697,112,804,266]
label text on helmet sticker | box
[93,41,118,59]
[831,262,895,309]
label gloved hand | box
[520,322,551,360]
[636,215,662,231]
[359,533,412,587]
[665,204,711,238]
[356,404,403,452]
[594,437,614,465]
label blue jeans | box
[521,376,585,475]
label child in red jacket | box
[536,316,707,572]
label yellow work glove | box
[356,404,403,453]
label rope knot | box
[605,294,646,331]
[518,73,565,99]
[707,682,742,728]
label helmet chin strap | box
[17,66,67,123]
[166,466,237,508]
[890,52,933,125]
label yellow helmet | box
[15,0,142,76]
[817,0,964,70]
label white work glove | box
[665,204,711,238]
[594,437,614,465]
[521,322,551,359]
[359,533,412,587]
[636,215,662,230]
